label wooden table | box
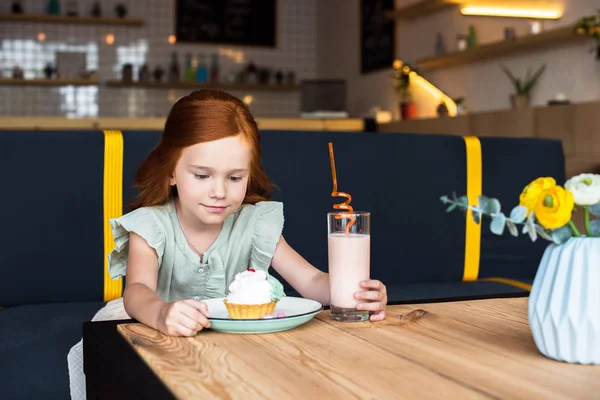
[83,298,600,399]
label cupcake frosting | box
[226,269,279,304]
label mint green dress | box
[108,199,285,302]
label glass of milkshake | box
[327,211,370,322]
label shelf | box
[386,0,565,21]
[386,0,457,20]
[0,13,144,26]
[0,78,300,92]
[417,25,586,70]
[0,77,99,86]
[105,80,301,92]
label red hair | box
[131,90,271,210]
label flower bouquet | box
[440,174,600,364]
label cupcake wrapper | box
[223,300,277,319]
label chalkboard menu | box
[360,0,395,74]
[175,0,276,47]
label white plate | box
[204,297,323,334]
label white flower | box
[564,173,600,206]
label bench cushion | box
[385,279,531,304]
[0,301,104,399]
[0,131,105,305]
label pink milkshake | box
[327,212,371,322]
[328,233,370,306]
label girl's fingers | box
[184,299,211,318]
[369,310,386,322]
[356,301,384,312]
[177,310,202,331]
[354,290,382,301]
[360,280,384,291]
[180,303,211,329]
[174,325,196,337]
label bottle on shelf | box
[196,54,208,83]
[210,53,220,83]
[184,52,195,82]
[91,1,101,17]
[46,0,60,15]
[168,52,180,82]
[65,0,78,17]
[467,25,478,49]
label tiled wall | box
[0,0,318,118]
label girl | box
[68,89,387,398]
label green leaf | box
[551,225,573,245]
[457,196,468,209]
[590,220,600,236]
[490,213,506,235]
[506,220,519,237]
[446,204,458,212]
[478,195,501,214]
[523,64,546,93]
[516,79,523,93]
[589,203,600,217]
[440,195,468,212]
[472,207,481,224]
[500,64,518,85]
[535,225,554,241]
[522,215,537,242]
[509,205,528,224]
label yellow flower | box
[519,177,556,213]
[534,186,574,229]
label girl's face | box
[170,135,251,228]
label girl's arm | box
[122,232,165,327]
[124,232,210,336]
[270,235,331,305]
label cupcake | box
[223,269,281,319]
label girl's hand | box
[354,280,388,322]
[157,299,211,336]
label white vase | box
[528,237,600,364]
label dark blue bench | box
[0,129,565,399]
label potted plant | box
[500,63,546,109]
[440,173,600,364]
[391,61,416,120]
[453,96,467,115]
[574,11,600,60]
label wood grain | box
[119,317,485,399]
[317,298,600,400]
[118,298,600,399]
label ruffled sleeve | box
[107,207,166,279]
[249,201,285,300]
[249,201,284,271]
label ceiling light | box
[460,6,562,19]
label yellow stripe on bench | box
[462,136,532,292]
[463,136,482,281]
[103,130,123,301]
[480,277,532,291]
